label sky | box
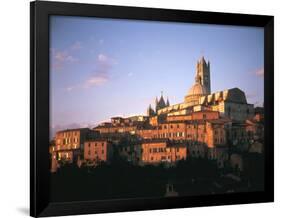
[50,15,264,134]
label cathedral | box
[147,56,254,122]
[50,56,263,171]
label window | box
[102,150,104,154]
[170,125,173,129]
[203,114,206,119]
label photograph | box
[49,15,265,203]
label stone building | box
[50,128,97,171]
[199,88,254,122]
[152,57,254,122]
[94,115,149,135]
[54,128,96,161]
[50,56,263,170]
[83,140,113,166]
[137,110,230,149]
[139,140,187,165]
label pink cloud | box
[84,75,108,88]
[65,53,116,91]
[51,42,82,71]
[65,74,109,92]
[51,50,78,71]
[254,67,264,78]
[54,51,77,62]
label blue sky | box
[50,15,264,131]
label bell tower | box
[196,56,211,94]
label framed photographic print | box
[30,1,274,217]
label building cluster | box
[50,57,264,172]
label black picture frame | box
[30,1,274,217]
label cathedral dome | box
[184,74,208,106]
[187,82,207,96]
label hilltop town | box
[50,57,264,176]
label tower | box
[196,56,211,94]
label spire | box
[201,56,206,64]
[166,98,170,107]
[158,91,166,109]
[147,104,155,116]
[159,91,164,102]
